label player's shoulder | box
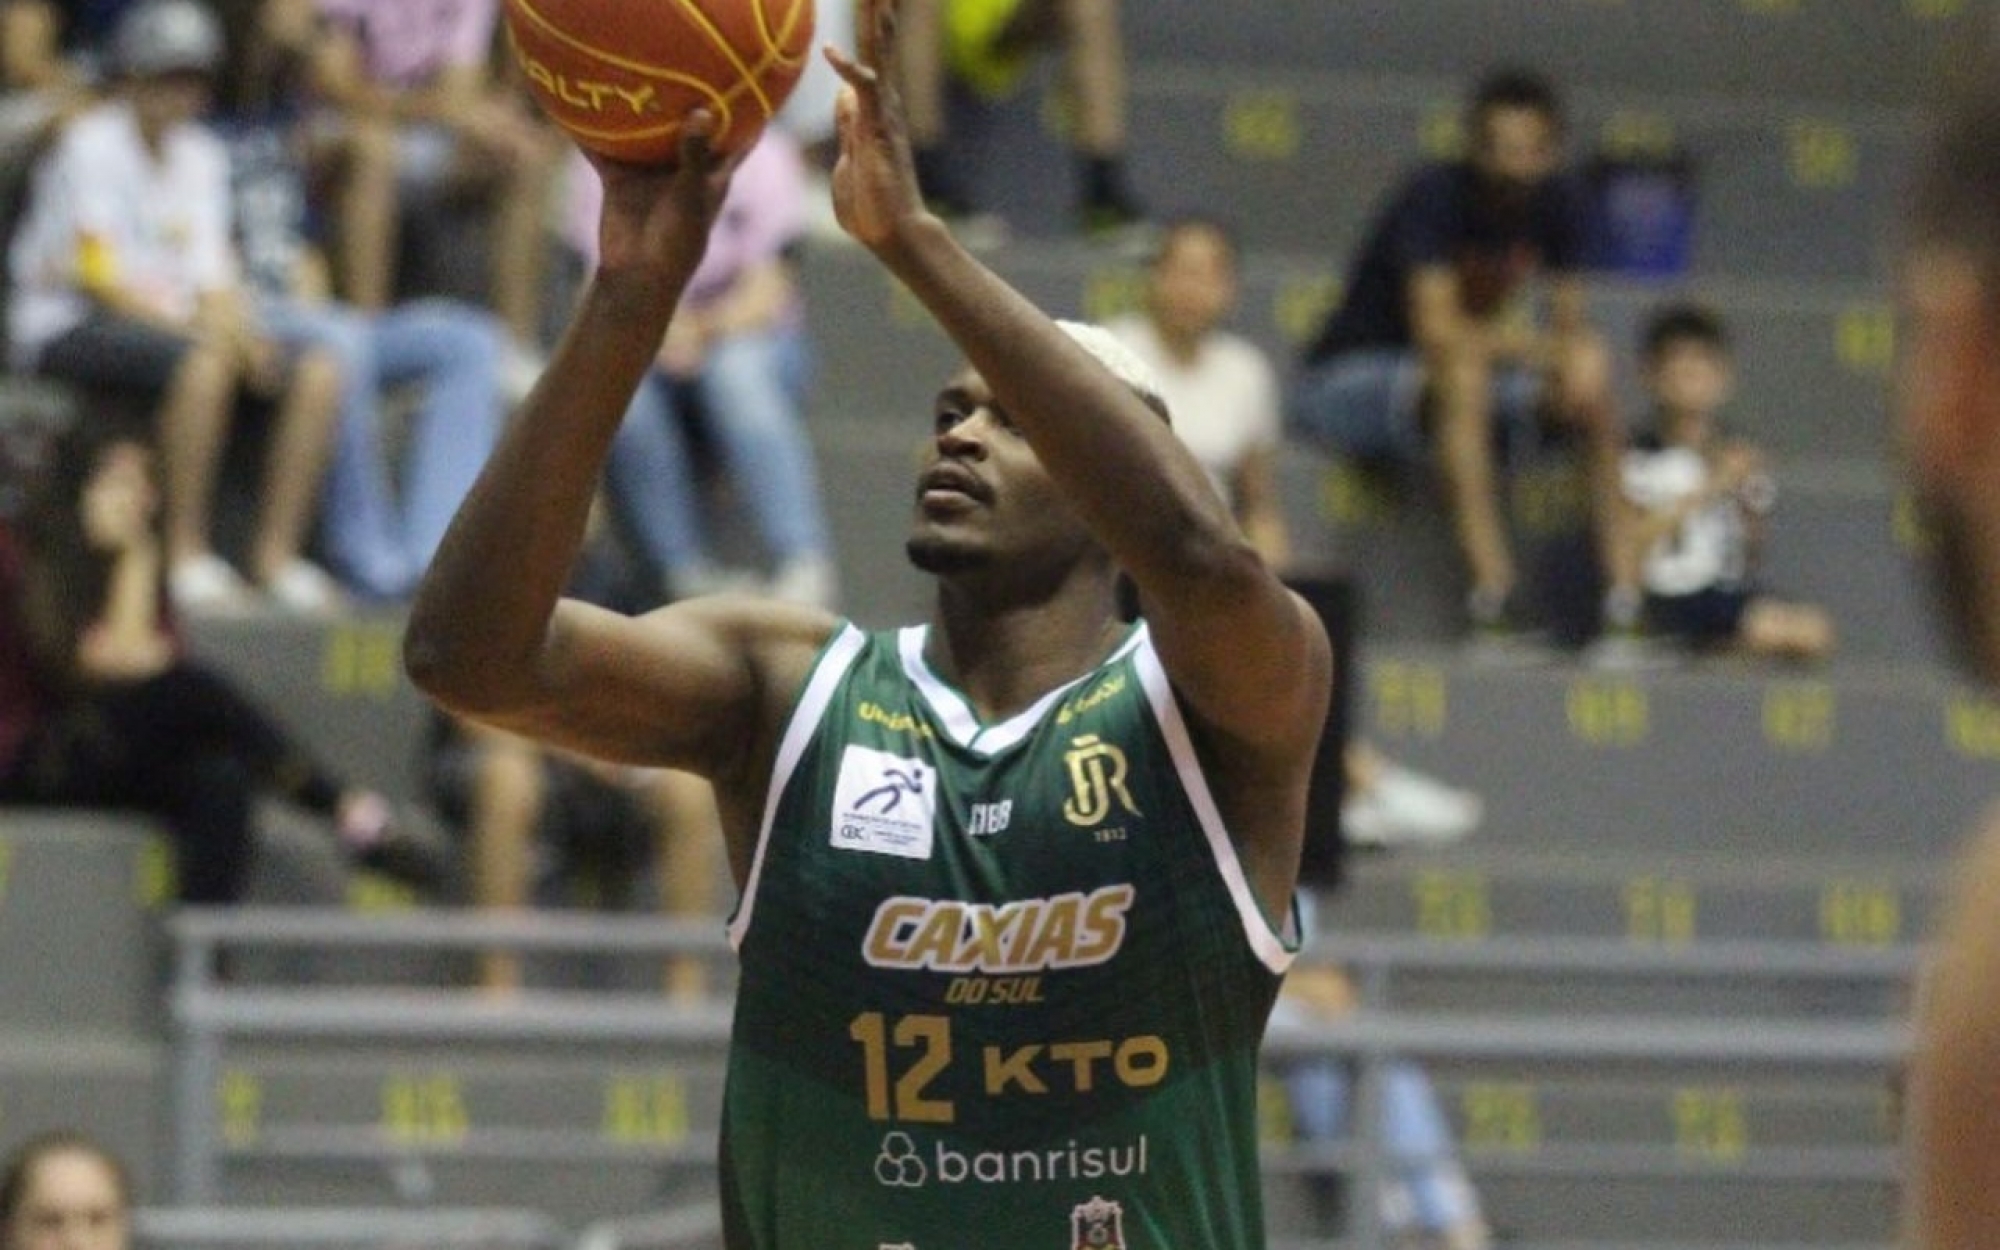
[644,593,849,685]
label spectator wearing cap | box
[5,0,348,612]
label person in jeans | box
[5,0,344,612]
[1289,68,1638,652]
[563,129,838,606]
[214,0,507,600]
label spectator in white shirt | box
[6,0,344,612]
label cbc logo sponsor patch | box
[832,746,938,860]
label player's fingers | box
[824,42,877,90]
[676,108,718,171]
[850,0,880,68]
[872,0,903,86]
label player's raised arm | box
[404,119,823,781]
[824,2,1329,763]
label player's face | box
[1472,105,1560,202]
[129,72,212,131]
[4,1151,128,1250]
[1150,226,1236,342]
[906,369,1093,578]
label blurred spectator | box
[1289,68,1639,654]
[0,1131,129,1250]
[564,131,839,607]
[310,0,562,351]
[5,0,345,613]
[0,420,440,905]
[424,524,723,995]
[1273,955,1493,1250]
[1614,302,1834,664]
[896,0,1145,242]
[214,0,508,601]
[1108,217,1481,848]
[0,0,94,158]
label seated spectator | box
[0,1131,130,1250]
[215,0,507,601]
[424,525,723,995]
[5,0,344,612]
[1614,302,1835,663]
[1288,68,1639,654]
[1108,217,1481,849]
[0,0,94,158]
[564,131,839,607]
[896,0,1146,241]
[1274,957,1493,1250]
[0,419,441,904]
[309,0,563,350]
[428,715,723,995]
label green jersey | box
[721,621,1297,1250]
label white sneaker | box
[767,556,837,608]
[1342,762,1484,848]
[169,553,257,615]
[263,559,347,615]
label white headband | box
[1056,320,1169,420]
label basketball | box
[503,0,816,163]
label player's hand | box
[824,0,927,251]
[586,112,738,291]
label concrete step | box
[1122,0,1969,110]
[182,615,432,805]
[1349,646,1996,863]
[1334,845,1940,949]
[796,242,1902,462]
[950,67,1915,283]
[0,811,167,1034]
[197,1037,722,1223]
[0,1035,167,1197]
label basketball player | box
[404,0,1329,1244]
[1895,46,2000,1250]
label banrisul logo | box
[871,1132,1150,1189]
[832,746,937,860]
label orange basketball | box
[503,0,815,163]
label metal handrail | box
[133,1204,567,1247]
[167,910,1917,1250]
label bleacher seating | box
[0,1,1980,1246]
